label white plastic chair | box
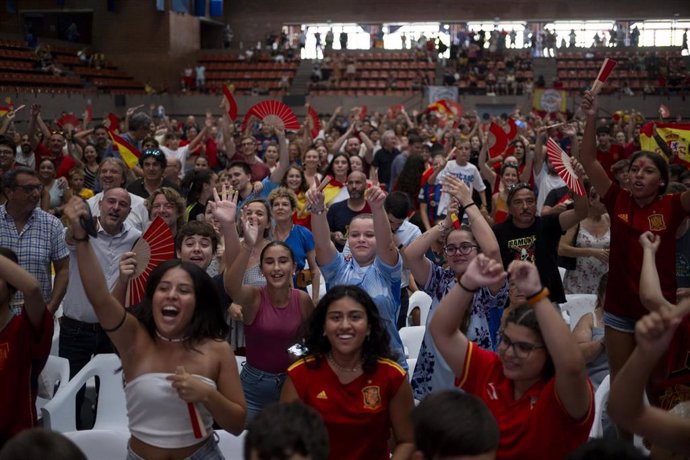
[217,430,246,458]
[62,430,129,460]
[306,281,326,302]
[589,374,609,438]
[406,291,432,327]
[561,294,597,331]
[406,359,417,382]
[42,354,128,433]
[36,355,70,413]
[399,326,425,360]
[558,267,566,282]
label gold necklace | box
[327,352,362,373]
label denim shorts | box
[240,362,287,425]
[126,432,223,460]
[603,311,637,334]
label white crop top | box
[125,373,216,448]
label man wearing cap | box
[492,182,587,304]
[126,148,180,199]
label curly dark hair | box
[136,259,229,350]
[300,285,394,374]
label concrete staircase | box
[289,59,313,96]
[532,57,557,86]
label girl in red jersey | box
[281,285,415,460]
[580,91,690,437]
[430,255,593,460]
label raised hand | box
[118,252,138,281]
[506,260,542,297]
[209,185,238,226]
[126,104,144,118]
[639,231,661,252]
[634,306,681,358]
[580,90,598,117]
[306,177,327,211]
[461,254,506,291]
[442,175,472,206]
[241,211,260,248]
[63,196,90,240]
[366,184,387,211]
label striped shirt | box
[0,205,69,304]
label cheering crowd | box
[0,90,689,459]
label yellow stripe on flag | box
[108,131,141,169]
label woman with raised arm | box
[579,90,690,435]
[0,248,53,443]
[405,174,508,401]
[306,181,407,370]
[213,188,314,423]
[268,187,320,305]
[430,255,593,460]
[281,285,415,460]
[63,197,245,460]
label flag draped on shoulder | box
[108,131,141,169]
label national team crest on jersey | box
[648,214,666,231]
[362,385,382,410]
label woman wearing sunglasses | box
[404,175,508,401]
[430,255,593,460]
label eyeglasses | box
[14,184,44,193]
[443,243,478,256]
[497,332,544,359]
[0,149,14,156]
[240,141,255,147]
[508,182,532,193]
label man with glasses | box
[0,167,69,313]
[0,136,17,179]
[230,135,270,182]
[492,182,587,305]
[126,148,179,199]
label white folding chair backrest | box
[559,267,566,282]
[62,430,129,460]
[217,430,246,458]
[589,374,609,438]
[406,359,417,382]
[398,326,425,359]
[42,353,128,433]
[407,291,432,326]
[36,355,70,413]
[561,294,597,331]
[236,355,246,371]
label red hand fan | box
[358,105,368,120]
[506,118,518,140]
[488,122,509,158]
[591,58,617,95]
[223,84,238,121]
[446,100,463,117]
[307,105,320,139]
[57,113,80,128]
[241,100,299,132]
[106,113,121,132]
[546,138,585,196]
[127,217,176,307]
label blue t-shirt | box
[284,224,315,274]
[320,252,406,370]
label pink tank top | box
[245,287,303,373]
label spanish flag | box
[639,122,690,168]
[0,106,10,117]
[108,131,140,169]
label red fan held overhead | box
[590,58,617,95]
[222,84,238,122]
[488,122,509,158]
[127,217,175,307]
[546,138,585,196]
[307,105,320,139]
[241,100,299,132]
[506,118,518,140]
[56,113,80,129]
